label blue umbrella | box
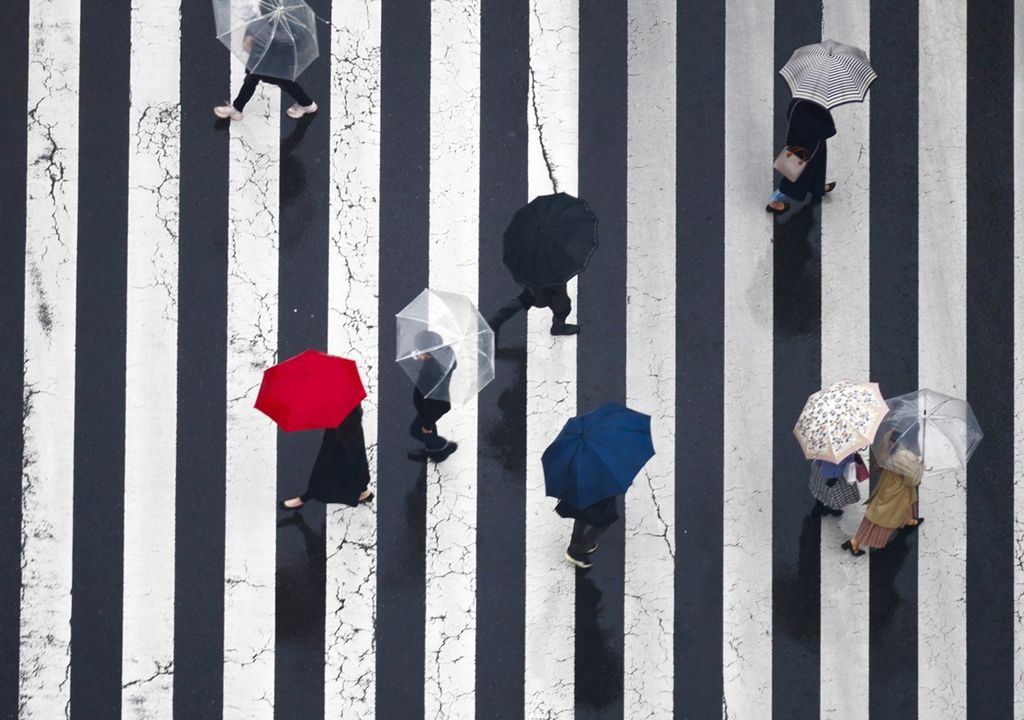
[542,402,655,509]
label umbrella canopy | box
[213,0,319,81]
[793,380,888,462]
[255,350,366,432]
[542,402,654,509]
[502,193,599,288]
[779,39,877,109]
[872,389,983,476]
[395,288,494,406]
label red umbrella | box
[255,350,366,432]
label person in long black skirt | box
[408,331,459,462]
[766,98,838,215]
[280,404,374,509]
[488,284,579,346]
[558,495,620,569]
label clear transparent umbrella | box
[872,389,983,477]
[395,288,495,406]
[212,0,319,81]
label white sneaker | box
[286,101,318,119]
[213,105,242,121]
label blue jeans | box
[769,189,797,204]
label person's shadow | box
[773,199,821,339]
[280,116,312,206]
[575,573,623,712]
[276,510,326,642]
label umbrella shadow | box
[483,378,528,479]
[574,573,623,710]
[276,510,326,642]
[774,509,822,643]
[280,117,311,207]
[773,200,821,339]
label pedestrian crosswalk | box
[2,0,1021,718]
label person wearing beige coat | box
[842,447,924,556]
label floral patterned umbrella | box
[793,380,888,463]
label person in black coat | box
[488,284,579,345]
[557,495,620,569]
[280,404,373,510]
[766,98,838,215]
[408,331,459,462]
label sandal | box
[905,517,924,529]
[841,540,866,557]
[765,202,789,215]
[358,492,375,505]
[279,499,304,510]
[824,182,836,193]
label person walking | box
[808,450,867,516]
[214,2,318,122]
[280,404,373,509]
[488,284,579,344]
[766,98,837,214]
[841,443,924,556]
[558,495,620,569]
[407,331,459,462]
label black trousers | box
[233,71,313,111]
[490,288,571,330]
[568,519,609,555]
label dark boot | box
[550,322,579,336]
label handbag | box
[773,100,817,182]
[773,145,812,182]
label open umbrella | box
[395,288,494,406]
[779,39,877,109]
[502,193,599,288]
[255,350,366,432]
[872,389,983,476]
[213,0,319,81]
[793,380,888,463]
[542,402,654,509]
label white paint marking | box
[917,2,968,718]
[818,5,871,719]
[20,0,80,716]
[524,0,579,715]
[425,1,481,717]
[221,66,279,720]
[324,0,381,716]
[624,0,676,716]
[722,1,774,717]
[120,0,181,715]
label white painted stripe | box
[222,68,279,720]
[1015,4,1024,716]
[424,1,480,717]
[19,0,80,715]
[324,0,381,716]
[722,1,773,718]
[120,0,180,715]
[524,0,579,715]
[917,1,968,718]
[624,0,676,716]
[819,5,870,720]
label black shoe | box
[564,550,594,569]
[551,323,579,336]
[407,448,429,462]
[827,507,844,517]
[358,492,375,505]
[904,517,924,531]
[841,540,865,557]
[766,202,789,215]
[427,442,458,463]
[279,499,304,510]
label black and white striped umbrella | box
[779,39,877,109]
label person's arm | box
[243,34,255,52]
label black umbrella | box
[502,193,599,288]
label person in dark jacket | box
[766,98,838,214]
[557,495,620,569]
[408,331,459,462]
[488,284,579,345]
[280,404,373,509]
